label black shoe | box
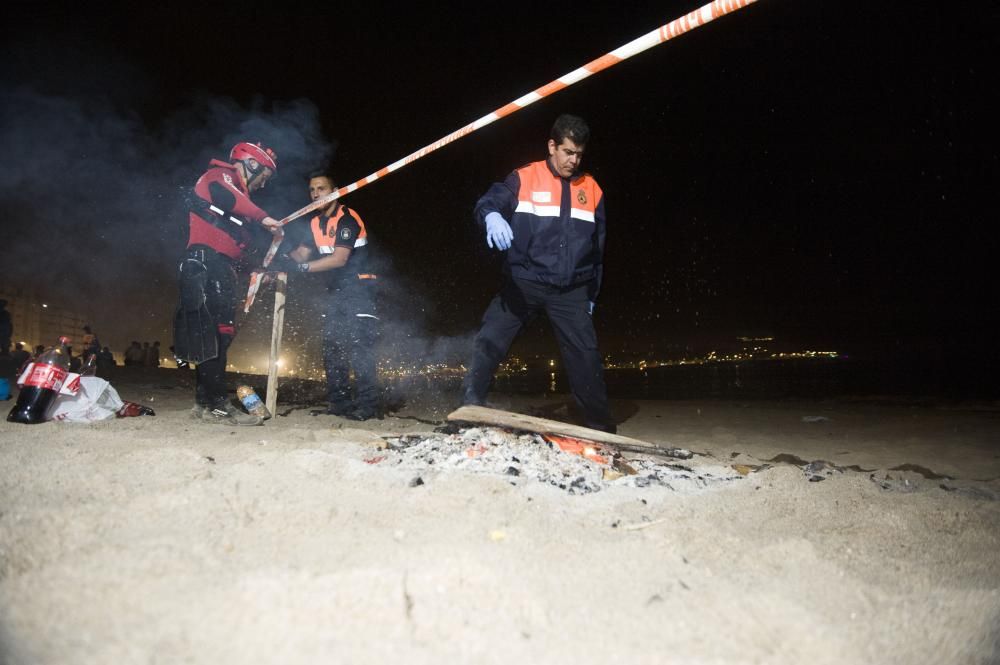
[203,402,263,426]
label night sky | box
[1,2,993,379]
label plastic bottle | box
[7,336,72,424]
[237,385,271,419]
[116,401,156,417]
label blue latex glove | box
[485,212,513,250]
[588,301,595,315]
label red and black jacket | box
[186,160,270,260]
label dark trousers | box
[192,248,237,408]
[461,277,614,432]
[323,291,380,410]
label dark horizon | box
[1,2,993,387]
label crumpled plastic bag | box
[50,376,125,423]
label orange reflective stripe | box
[515,161,601,219]
[357,274,377,280]
[310,206,368,250]
[310,215,335,250]
[516,162,558,210]
[583,53,622,75]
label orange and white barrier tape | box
[245,0,757,311]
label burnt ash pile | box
[372,427,741,495]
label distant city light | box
[219,337,839,382]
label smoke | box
[237,248,478,398]
[0,84,334,350]
[0,44,483,395]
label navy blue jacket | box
[474,158,607,301]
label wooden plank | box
[265,272,287,417]
[446,405,692,460]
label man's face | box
[309,176,335,201]
[548,137,585,178]
[246,162,273,192]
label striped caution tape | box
[245,0,758,311]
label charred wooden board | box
[446,405,693,460]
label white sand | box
[1,370,999,664]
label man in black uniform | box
[270,172,382,420]
[461,114,615,433]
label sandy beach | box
[1,367,999,664]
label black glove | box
[267,254,308,273]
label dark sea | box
[392,357,998,403]
[232,355,997,412]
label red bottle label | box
[25,364,68,391]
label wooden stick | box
[265,272,287,416]
[446,405,692,459]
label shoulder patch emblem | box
[341,228,352,240]
[577,189,587,205]
[223,173,233,186]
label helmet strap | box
[234,161,250,189]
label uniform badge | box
[223,173,233,186]
[577,189,587,205]
[341,228,352,240]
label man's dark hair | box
[551,114,590,146]
[307,170,337,188]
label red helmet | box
[230,142,277,173]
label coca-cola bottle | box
[116,401,156,417]
[7,336,72,424]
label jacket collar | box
[544,156,578,182]
[209,159,249,194]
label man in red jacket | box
[174,141,280,426]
